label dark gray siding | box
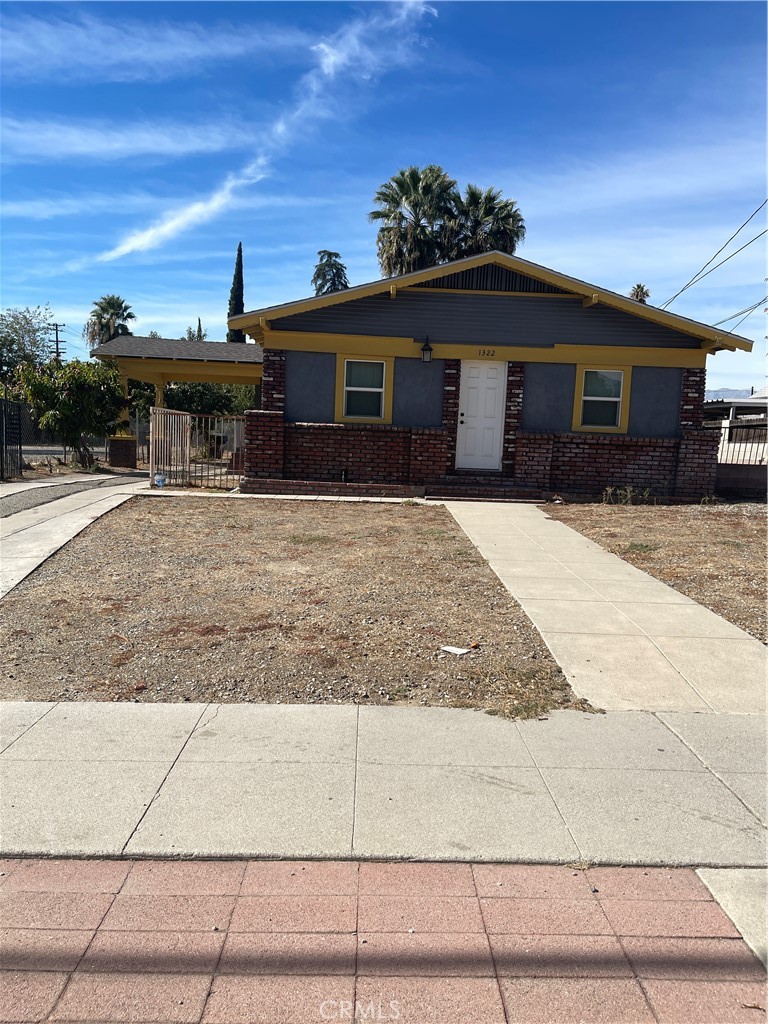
[628,367,682,437]
[412,266,565,293]
[284,351,335,423]
[392,358,444,427]
[273,291,700,349]
[521,363,576,432]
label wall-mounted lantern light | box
[421,337,433,363]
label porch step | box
[424,476,543,502]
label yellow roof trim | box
[229,251,753,353]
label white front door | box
[455,361,507,471]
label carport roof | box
[92,337,264,363]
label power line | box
[712,294,768,326]
[50,323,66,361]
[661,198,767,309]
[664,229,767,301]
[730,301,767,335]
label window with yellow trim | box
[572,366,632,433]
[344,359,385,418]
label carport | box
[92,336,263,471]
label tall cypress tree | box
[226,242,245,343]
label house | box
[230,250,751,500]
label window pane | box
[345,390,383,417]
[584,370,622,398]
[346,361,384,388]
[582,399,619,427]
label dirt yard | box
[547,502,767,643]
[0,497,591,718]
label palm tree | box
[630,283,651,304]
[312,251,350,295]
[445,183,526,260]
[86,295,136,349]
[369,165,457,277]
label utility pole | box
[50,323,66,362]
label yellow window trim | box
[571,365,633,434]
[334,354,395,424]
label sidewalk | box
[0,480,148,597]
[1,858,764,1024]
[1,703,763,867]
[445,502,766,714]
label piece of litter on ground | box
[440,645,470,656]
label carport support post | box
[154,382,165,408]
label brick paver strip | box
[0,859,764,1023]
[0,970,68,1022]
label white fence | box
[149,407,245,489]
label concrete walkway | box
[446,502,767,714]
[0,480,148,597]
[1,703,764,867]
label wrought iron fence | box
[1,399,23,480]
[149,408,245,489]
[706,420,767,465]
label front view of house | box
[229,252,752,500]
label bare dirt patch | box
[0,496,592,717]
[547,502,767,643]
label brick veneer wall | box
[680,367,706,429]
[502,361,524,476]
[513,429,718,499]
[261,349,286,412]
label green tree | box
[311,250,349,295]
[164,382,235,416]
[445,183,526,260]
[182,319,207,342]
[630,283,650,304]
[16,359,123,467]
[85,295,136,350]
[0,305,54,382]
[226,242,245,343]
[369,165,527,277]
[369,165,457,277]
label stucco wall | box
[521,363,576,433]
[284,351,335,423]
[628,367,682,437]
[392,358,445,427]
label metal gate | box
[149,408,191,487]
[1,399,23,480]
[149,407,245,489]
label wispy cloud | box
[1,191,342,221]
[1,116,259,165]
[0,12,313,83]
[81,2,434,267]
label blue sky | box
[1,0,765,389]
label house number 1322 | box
[478,348,496,357]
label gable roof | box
[229,251,752,353]
[92,337,263,364]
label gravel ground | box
[0,496,591,717]
[0,472,146,518]
[547,501,767,643]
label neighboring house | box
[224,251,751,500]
